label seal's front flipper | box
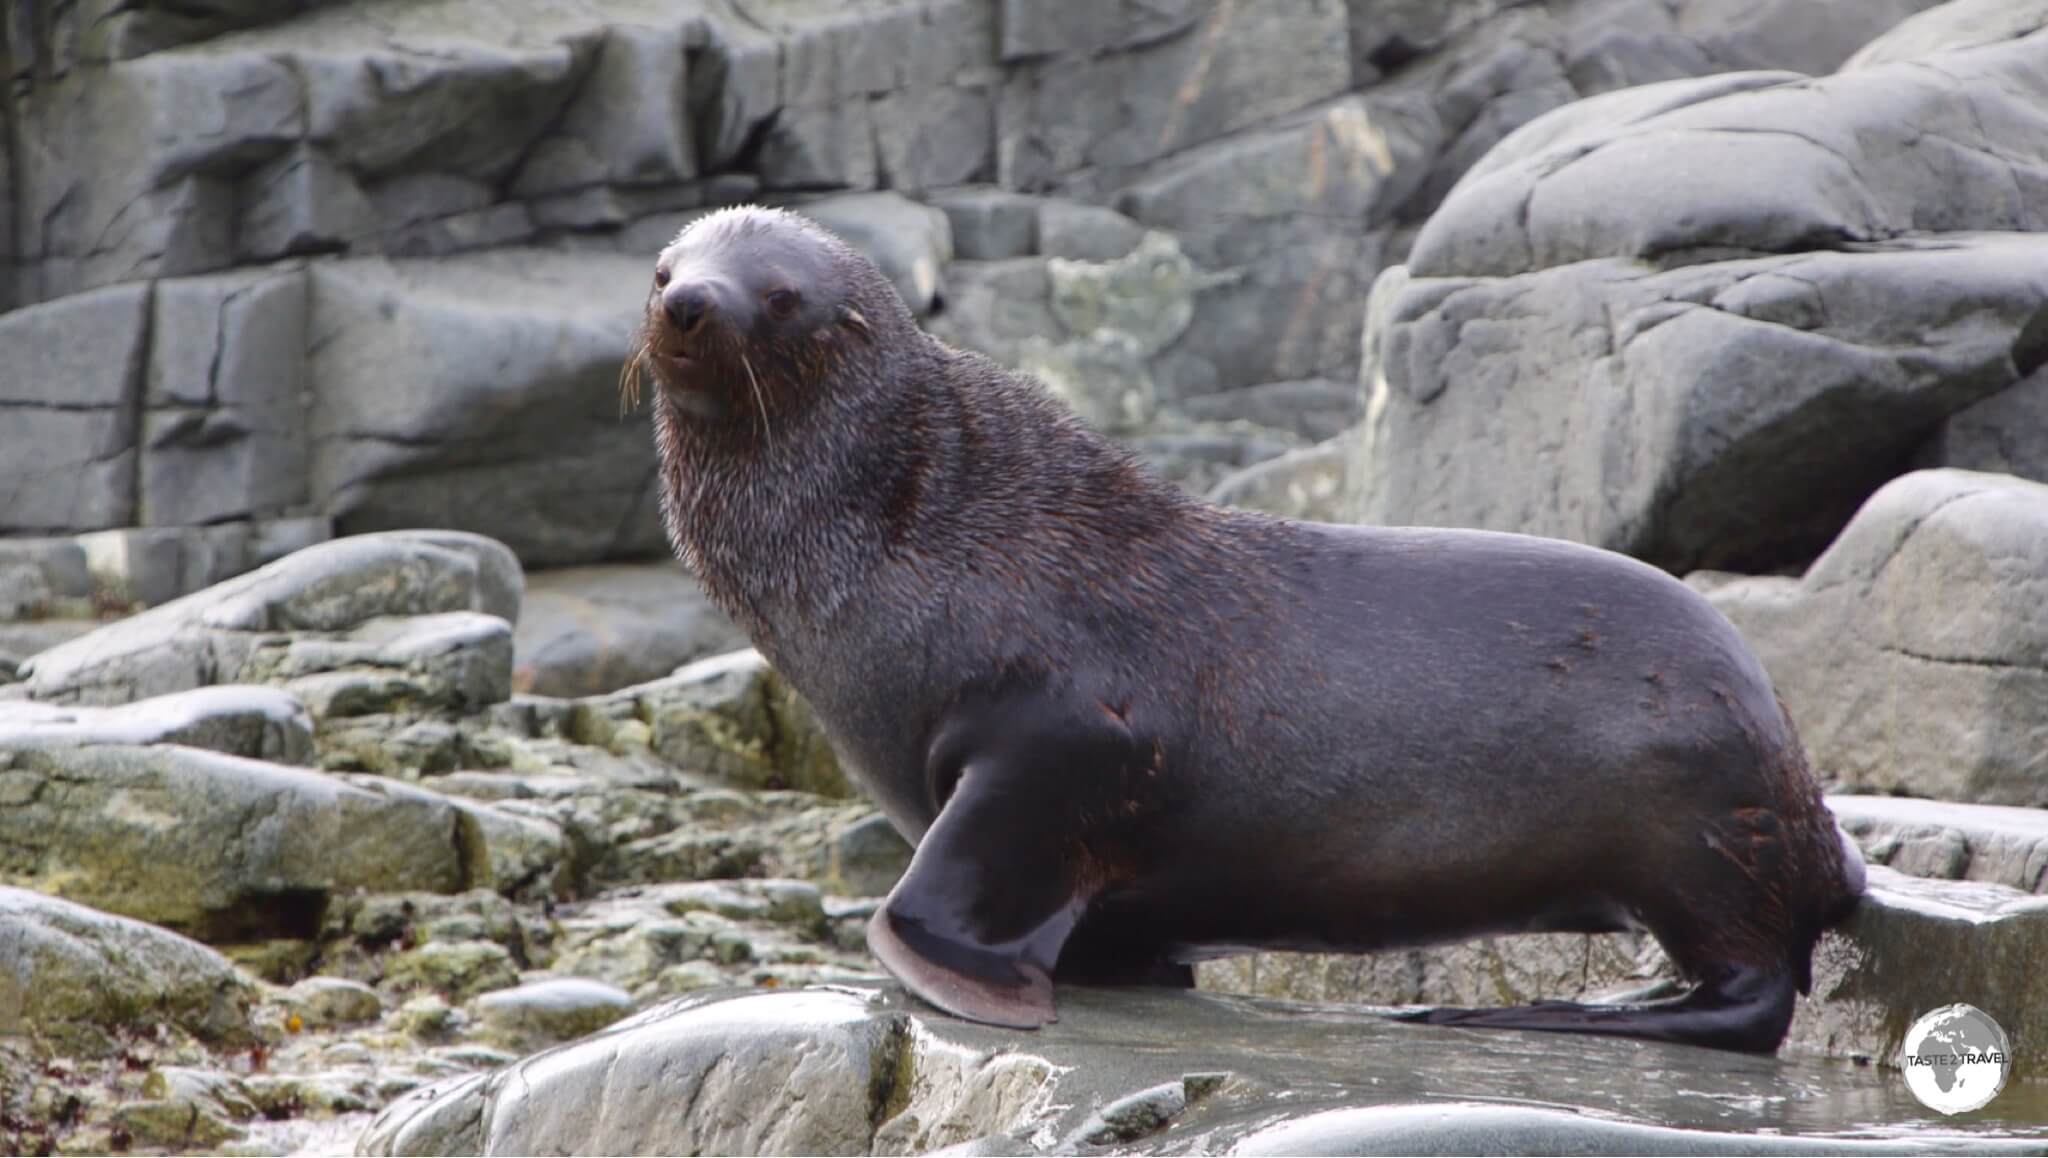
[868,709,1138,1024]
[867,760,1092,1027]
[868,681,1155,1028]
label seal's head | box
[623,206,912,430]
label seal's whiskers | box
[740,350,773,449]
[618,345,648,414]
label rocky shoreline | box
[5,0,2048,1153]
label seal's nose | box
[663,283,712,337]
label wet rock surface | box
[359,985,2048,1157]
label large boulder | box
[359,984,2041,1156]
[1351,19,2048,572]
[0,887,255,1054]
[1702,470,2048,805]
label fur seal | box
[625,205,1866,1054]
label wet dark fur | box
[635,206,1866,1053]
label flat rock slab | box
[360,985,2048,1156]
[0,684,314,763]
[18,530,520,707]
[0,744,474,939]
[1830,795,2048,893]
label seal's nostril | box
[664,285,712,337]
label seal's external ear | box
[837,303,872,341]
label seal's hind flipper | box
[1392,964,1799,1054]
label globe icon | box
[1902,1004,2011,1115]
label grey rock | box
[1178,379,1365,443]
[1918,366,2048,485]
[1198,929,1670,1012]
[1846,0,2048,68]
[1832,795,2048,894]
[0,685,315,764]
[73,518,335,610]
[1792,866,2048,1078]
[582,650,849,798]
[1114,95,1432,394]
[452,798,577,900]
[656,879,828,935]
[0,886,254,1054]
[1410,27,2048,279]
[1208,438,1353,521]
[817,812,914,899]
[1036,200,1146,262]
[797,193,955,317]
[0,539,95,621]
[382,939,521,1002]
[359,984,2045,1156]
[1355,234,2048,572]
[470,978,634,1051]
[998,0,1206,60]
[361,990,901,1156]
[931,188,1039,261]
[1705,470,2048,805]
[1131,431,1300,498]
[116,1066,257,1148]
[0,622,100,676]
[307,251,663,567]
[258,611,515,715]
[997,1,1351,192]
[512,565,746,699]
[0,744,469,938]
[21,530,519,706]
[0,284,149,532]
[508,18,709,200]
[1016,232,1233,433]
[924,257,1061,364]
[284,976,384,1028]
[141,266,311,526]
[1198,860,2048,1085]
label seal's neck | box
[654,338,1202,653]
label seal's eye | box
[653,267,671,289]
[766,288,800,319]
